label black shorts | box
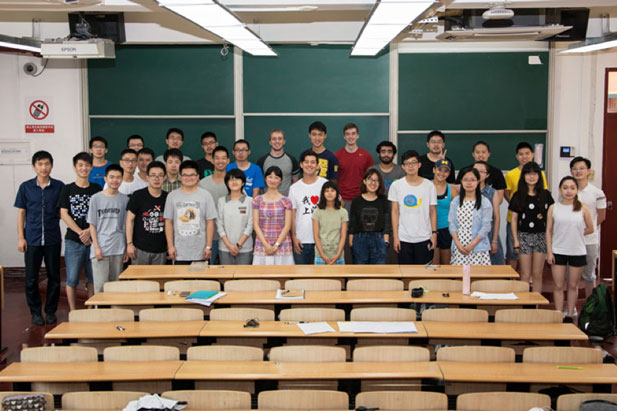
[553,253,587,267]
[436,228,452,250]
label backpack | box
[578,283,616,338]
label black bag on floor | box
[2,394,46,411]
[578,283,616,338]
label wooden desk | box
[0,361,182,383]
[422,322,588,342]
[232,265,401,279]
[437,362,617,385]
[45,321,206,340]
[119,265,235,281]
[175,361,443,381]
[399,265,519,279]
[85,290,548,307]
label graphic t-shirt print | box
[142,205,164,234]
[176,201,201,236]
[301,195,319,215]
[404,194,422,209]
[70,194,92,220]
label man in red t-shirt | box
[334,123,374,212]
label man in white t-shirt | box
[288,150,327,265]
[388,149,438,264]
[570,156,607,297]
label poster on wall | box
[24,97,54,134]
[0,141,31,165]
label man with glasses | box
[388,150,438,264]
[226,139,264,197]
[197,131,218,179]
[370,141,405,193]
[88,136,112,189]
[111,149,147,196]
[127,134,144,152]
[164,160,217,264]
[155,128,191,162]
[126,161,169,265]
[418,130,456,183]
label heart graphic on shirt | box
[310,195,319,204]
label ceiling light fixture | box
[156,0,276,56]
[0,34,41,53]
[559,31,617,54]
[351,0,435,57]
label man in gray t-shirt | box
[256,129,300,196]
[164,160,217,263]
[371,141,406,192]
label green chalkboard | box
[396,132,547,172]
[90,118,236,164]
[244,116,389,164]
[88,45,234,115]
[398,52,549,131]
[244,45,389,113]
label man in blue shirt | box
[226,139,265,197]
[14,151,64,326]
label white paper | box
[470,291,519,300]
[124,394,186,411]
[297,322,336,335]
[185,292,227,306]
[528,55,542,65]
[337,321,417,334]
[276,289,305,300]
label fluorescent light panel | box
[156,0,276,56]
[0,34,41,53]
[559,33,617,54]
[351,0,434,56]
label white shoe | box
[562,307,578,317]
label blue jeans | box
[352,232,387,265]
[210,240,219,264]
[64,239,93,287]
[506,221,518,260]
[293,243,315,265]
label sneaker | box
[32,314,44,326]
[562,307,578,317]
[563,316,574,324]
[45,314,57,324]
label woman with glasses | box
[252,166,294,265]
[349,169,391,264]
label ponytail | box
[573,194,582,212]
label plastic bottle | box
[462,264,471,295]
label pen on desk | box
[557,365,583,370]
[284,321,308,324]
[115,325,125,331]
[281,290,290,295]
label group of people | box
[15,122,606,326]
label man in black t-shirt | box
[126,161,169,265]
[58,152,102,311]
[418,130,455,183]
[457,140,507,205]
[196,131,217,179]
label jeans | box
[398,240,433,265]
[352,232,387,264]
[489,226,505,265]
[24,243,61,316]
[293,243,315,265]
[64,239,93,287]
[210,240,219,265]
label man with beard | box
[369,141,405,193]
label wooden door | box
[601,69,617,283]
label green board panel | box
[244,116,389,164]
[88,45,234,115]
[398,52,549,131]
[397,132,547,171]
[244,45,389,113]
[90,118,235,164]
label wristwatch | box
[206,245,212,250]
[236,243,242,249]
[275,242,281,247]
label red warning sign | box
[29,100,49,120]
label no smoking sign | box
[25,98,54,133]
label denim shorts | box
[64,239,93,287]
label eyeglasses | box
[121,158,137,163]
[402,161,419,167]
[181,173,198,178]
[202,141,217,146]
[167,136,183,141]
[91,145,106,149]
[461,178,477,183]
[571,167,588,172]
[366,178,380,184]
[234,148,249,152]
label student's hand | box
[439,149,448,160]
[292,237,303,254]
[393,238,401,253]
[79,229,91,245]
[127,243,137,260]
[546,252,555,265]
[463,244,474,255]
[203,247,212,261]
[17,238,27,253]
[168,246,177,261]
[329,252,342,265]
[455,241,469,256]
[490,241,498,255]
[122,252,129,264]
[429,233,437,250]
[322,254,332,265]
[229,244,240,256]
[349,238,353,248]
[94,246,104,261]
[513,240,520,255]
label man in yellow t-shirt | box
[504,142,548,270]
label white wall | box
[0,53,85,267]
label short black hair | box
[73,152,92,166]
[472,141,490,152]
[164,148,183,162]
[233,139,250,150]
[401,150,420,163]
[309,121,327,134]
[264,165,283,180]
[201,131,217,143]
[127,134,144,146]
[105,163,124,177]
[212,146,229,157]
[166,128,184,140]
[570,156,591,169]
[516,142,533,153]
[147,161,166,175]
[89,136,108,149]
[119,148,138,159]
[224,168,246,193]
[317,181,341,210]
[376,141,397,155]
[427,130,445,142]
[138,147,155,158]
[32,150,53,165]
[179,160,199,175]
[300,150,319,163]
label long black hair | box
[317,181,342,210]
[458,166,482,210]
[514,161,548,210]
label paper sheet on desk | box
[297,322,336,335]
[337,321,417,333]
[471,291,519,300]
[124,394,186,411]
